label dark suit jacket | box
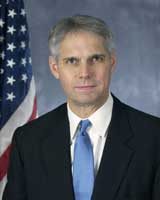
[2,95,160,200]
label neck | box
[68,94,109,118]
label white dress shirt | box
[67,93,113,176]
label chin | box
[73,98,100,107]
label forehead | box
[59,31,107,57]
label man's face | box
[50,31,116,110]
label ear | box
[110,49,116,73]
[49,56,60,79]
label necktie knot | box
[79,119,91,135]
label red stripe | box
[0,97,37,181]
[0,145,11,181]
[29,97,37,121]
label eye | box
[91,54,105,64]
[65,57,79,65]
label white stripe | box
[0,78,36,157]
[0,175,7,199]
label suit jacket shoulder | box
[16,103,67,133]
[111,96,160,167]
[113,95,160,130]
[12,103,69,156]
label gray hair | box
[48,15,115,62]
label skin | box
[49,31,116,118]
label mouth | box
[74,85,96,92]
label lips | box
[75,85,96,91]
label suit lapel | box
[40,104,75,199]
[92,97,135,200]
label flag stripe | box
[29,97,37,121]
[0,176,7,200]
[0,145,11,181]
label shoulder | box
[113,95,160,164]
[113,95,160,144]
[22,102,67,129]
[122,100,160,129]
[12,103,68,145]
[113,94,160,126]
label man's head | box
[48,15,115,63]
[48,15,116,116]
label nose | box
[78,63,91,79]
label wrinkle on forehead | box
[59,31,107,60]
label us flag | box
[0,0,37,197]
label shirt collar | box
[67,92,113,141]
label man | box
[3,15,160,200]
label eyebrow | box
[62,53,106,61]
[88,53,106,58]
[62,56,79,61]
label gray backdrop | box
[25,0,160,117]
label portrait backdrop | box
[25,0,160,117]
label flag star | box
[0,18,5,28]
[21,74,28,82]
[21,9,26,16]
[0,68,4,74]
[6,92,16,102]
[0,36,4,43]
[7,76,16,85]
[7,59,16,68]
[7,25,16,35]
[20,25,27,33]
[29,57,32,64]
[8,9,17,18]
[21,58,26,66]
[20,41,26,49]
[0,51,5,60]
[7,42,16,52]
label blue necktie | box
[73,120,94,200]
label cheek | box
[59,72,73,91]
[96,70,108,82]
[95,68,112,87]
